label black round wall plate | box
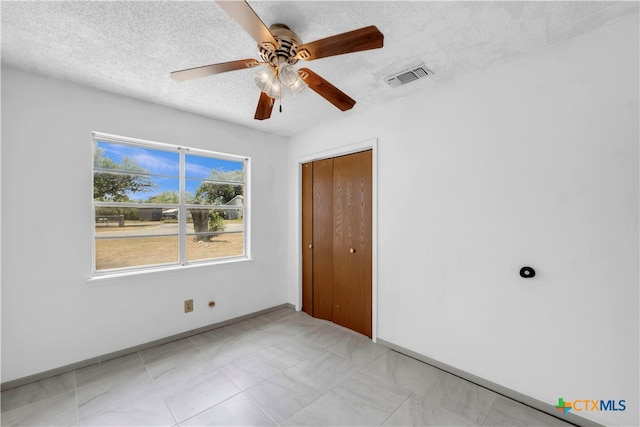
[520,266,535,278]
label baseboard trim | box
[376,338,602,427]
[1,303,294,391]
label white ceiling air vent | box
[385,63,433,88]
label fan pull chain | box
[279,98,283,113]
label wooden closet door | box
[301,162,313,316]
[332,150,372,337]
[312,158,334,321]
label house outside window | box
[92,132,249,275]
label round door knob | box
[308,244,313,249]
[349,248,356,254]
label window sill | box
[87,257,254,285]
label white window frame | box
[91,132,251,277]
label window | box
[92,132,249,275]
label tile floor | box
[1,307,573,426]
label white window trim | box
[90,132,251,279]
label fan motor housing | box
[259,24,301,66]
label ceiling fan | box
[170,0,384,120]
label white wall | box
[1,67,290,382]
[287,15,638,427]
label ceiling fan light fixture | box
[254,61,307,99]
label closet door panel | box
[332,151,372,336]
[332,154,354,329]
[301,162,314,316]
[351,150,373,337]
[312,158,334,321]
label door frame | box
[296,139,378,341]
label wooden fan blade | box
[299,68,355,111]
[295,26,383,61]
[171,59,259,81]
[216,0,279,51]
[254,91,275,120]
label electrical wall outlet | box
[184,299,193,313]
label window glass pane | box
[185,155,244,204]
[94,141,180,203]
[186,207,244,261]
[185,155,244,180]
[94,172,179,203]
[187,232,244,262]
[95,207,180,234]
[185,182,244,206]
[94,141,179,174]
[95,236,179,270]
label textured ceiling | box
[1,1,637,136]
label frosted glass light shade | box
[253,67,275,92]
[266,77,283,99]
[289,77,307,96]
[278,62,299,87]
